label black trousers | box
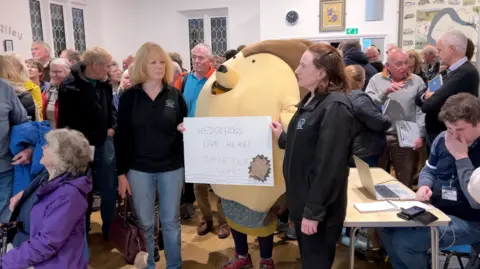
[181,182,196,204]
[294,221,343,269]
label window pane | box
[72,8,86,53]
[188,18,205,69]
[29,0,44,41]
[210,17,227,56]
[366,0,384,21]
[50,4,67,56]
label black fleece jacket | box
[279,92,356,225]
[57,62,117,147]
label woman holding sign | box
[271,43,356,269]
[114,42,188,269]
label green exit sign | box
[346,28,359,35]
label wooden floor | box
[88,205,392,269]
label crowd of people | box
[0,28,480,269]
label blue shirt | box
[183,73,209,117]
[448,57,468,72]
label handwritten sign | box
[183,116,274,186]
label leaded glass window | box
[188,18,204,70]
[210,17,227,56]
[72,8,86,52]
[188,19,204,51]
[50,4,66,55]
[29,0,44,41]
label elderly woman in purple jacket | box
[1,128,92,269]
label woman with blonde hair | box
[0,55,41,121]
[407,50,427,84]
[115,42,187,269]
[346,65,391,167]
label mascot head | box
[195,39,311,212]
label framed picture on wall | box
[319,0,346,32]
[3,40,13,52]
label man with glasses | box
[366,49,426,188]
[178,43,231,239]
[416,30,479,150]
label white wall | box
[0,0,102,60]
[133,0,260,70]
[0,0,32,57]
[260,0,399,49]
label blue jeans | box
[91,136,117,236]
[378,215,480,269]
[0,169,13,223]
[127,168,184,269]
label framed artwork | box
[319,0,346,32]
[3,40,13,52]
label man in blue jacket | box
[378,93,480,269]
[0,79,29,223]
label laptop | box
[353,156,415,201]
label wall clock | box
[286,10,299,26]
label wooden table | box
[344,168,451,269]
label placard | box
[183,116,274,186]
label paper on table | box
[396,120,420,148]
[354,201,431,213]
[390,201,431,210]
[354,201,397,213]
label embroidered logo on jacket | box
[297,118,305,129]
[166,100,175,108]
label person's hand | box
[12,148,33,165]
[424,90,434,100]
[270,121,283,139]
[301,218,318,235]
[416,186,433,202]
[385,82,405,95]
[445,132,469,160]
[9,191,24,212]
[118,174,131,199]
[413,137,424,150]
[107,128,115,137]
[177,122,186,133]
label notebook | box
[428,75,443,92]
[396,120,421,148]
[354,201,431,213]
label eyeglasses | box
[392,61,408,68]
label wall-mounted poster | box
[319,0,346,32]
[399,0,478,60]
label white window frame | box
[30,0,87,56]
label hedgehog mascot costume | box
[194,39,311,268]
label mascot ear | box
[242,39,312,72]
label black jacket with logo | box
[57,62,117,147]
[114,84,188,176]
[279,91,356,225]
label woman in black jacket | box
[346,65,391,167]
[270,43,356,269]
[115,42,187,269]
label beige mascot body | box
[194,40,310,236]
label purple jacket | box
[1,173,92,269]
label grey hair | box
[44,129,91,178]
[172,61,182,75]
[118,69,129,91]
[422,44,438,55]
[191,43,213,58]
[33,41,52,58]
[50,58,71,72]
[439,30,467,54]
